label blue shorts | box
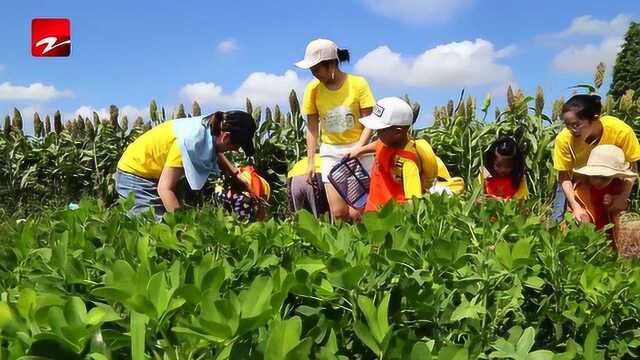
[115,170,165,220]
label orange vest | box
[239,166,269,200]
[365,141,418,212]
[574,178,624,229]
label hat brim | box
[359,114,392,130]
[295,59,320,69]
[573,165,637,178]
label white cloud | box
[354,39,514,88]
[553,37,624,73]
[0,82,72,102]
[217,39,238,54]
[361,0,471,24]
[559,14,630,37]
[179,70,307,110]
[552,14,630,73]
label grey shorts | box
[289,174,328,217]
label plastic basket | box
[613,211,640,258]
[328,157,370,209]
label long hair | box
[483,136,525,188]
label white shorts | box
[320,142,374,183]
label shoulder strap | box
[414,139,438,186]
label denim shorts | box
[115,170,165,219]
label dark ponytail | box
[337,48,350,64]
[561,94,602,121]
[484,136,525,188]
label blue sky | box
[0,0,637,133]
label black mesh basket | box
[328,157,370,209]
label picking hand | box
[572,205,591,224]
[306,163,318,188]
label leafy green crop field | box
[0,194,638,359]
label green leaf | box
[376,293,391,340]
[286,337,312,360]
[126,295,157,318]
[264,317,302,360]
[437,345,468,360]
[353,321,381,356]
[214,344,233,360]
[528,350,554,360]
[64,297,87,327]
[584,328,600,360]
[512,237,531,266]
[17,288,37,320]
[130,311,148,360]
[490,338,516,358]
[297,211,329,251]
[201,266,226,296]
[410,342,432,360]
[172,326,226,343]
[524,276,545,290]
[295,257,326,275]
[240,276,274,319]
[91,287,131,303]
[450,295,485,322]
[85,307,106,326]
[357,296,382,343]
[494,241,512,269]
[516,327,535,357]
[147,272,170,318]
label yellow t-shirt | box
[287,157,322,178]
[117,121,183,179]
[553,115,640,172]
[302,74,375,145]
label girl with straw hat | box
[571,144,638,230]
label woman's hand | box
[306,160,318,188]
[572,204,591,223]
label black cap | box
[221,110,257,156]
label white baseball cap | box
[359,97,414,130]
[295,39,338,69]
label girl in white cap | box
[571,144,637,230]
[296,39,376,221]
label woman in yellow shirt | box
[296,39,376,221]
[553,94,640,223]
[116,111,256,218]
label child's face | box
[378,126,409,148]
[589,176,613,189]
[493,153,515,177]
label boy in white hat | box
[571,144,637,230]
[350,97,461,212]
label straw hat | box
[573,145,637,178]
